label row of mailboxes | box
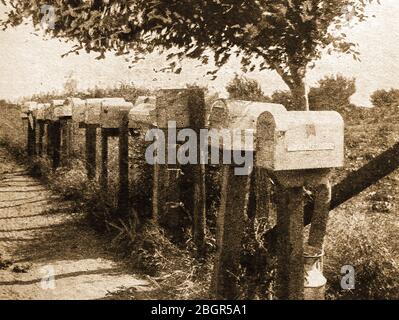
[20,93,344,172]
[208,99,344,171]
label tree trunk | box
[289,78,309,111]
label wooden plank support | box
[117,111,130,216]
[186,89,207,256]
[27,117,36,157]
[85,124,97,180]
[46,122,52,157]
[275,186,304,300]
[211,164,251,299]
[37,120,45,157]
[60,118,71,166]
[100,128,109,193]
[52,121,61,170]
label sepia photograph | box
[0,0,398,308]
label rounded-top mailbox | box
[32,103,47,121]
[208,99,287,151]
[101,99,134,128]
[52,99,68,119]
[128,96,157,129]
[256,111,344,171]
[85,98,126,125]
[20,101,38,119]
[66,98,87,124]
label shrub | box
[226,75,270,102]
[324,213,399,300]
[370,89,399,108]
[309,75,356,110]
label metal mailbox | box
[53,99,72,119]
[101,99,134,128]
[85,98,126,125]
[67,98,87,124]
[256,111,344,171]
[20,101,38,119]
[43,100,65,121]
[208,99,287,151]
[128,96,157,128]
[51,99,67,120]
[32,103,47,120]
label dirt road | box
[0,147,150,300]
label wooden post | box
[46,122,52,157]
[211,164,250,299]
[60,118,70,166]
[118,112,130,216]
[275,186,304,300]
[37,121,45,157]
[100,128,109,193]
[52,121,61,170]
[186,89,207,256]
[27,116,36,157]
[85,124,97,180]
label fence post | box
[118,111,130,216]
[37,120,45,157]
[275,185,304,300]
[27,116,36,157]
[46,122,52,157]
[60,118,71,166]
[52,120,61,170]
[211,164,251,299]
[100,128,109,193]
[85,124,97,180]
[187,89,207,256]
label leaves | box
[0,0,377,97]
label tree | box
[226,75,270,102]
[309,74,356,110]
[228,74,356,111]
[1,1,375,110]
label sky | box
[0,1,398,106]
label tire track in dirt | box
[0,147,151,300]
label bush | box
[324,213,399,300]
[226,75,270,102]
[309,75,356,110]
[370,89,399,108]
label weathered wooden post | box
[118,111,130,215]
[20,101,38,157]
[47,100,65,170]
[208,99,286,299]
[128,96,158,220]
[52,120,61,170]
[84,99,103,180]
[99,98,134,215]
[68,98,86,158]
[100,128,109,193]
[53,99,73,166]
[156,89,207,252]
[32,104,46,157]
[257,110,344,300]
[211,163,251,299]
[37,120,45,156]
